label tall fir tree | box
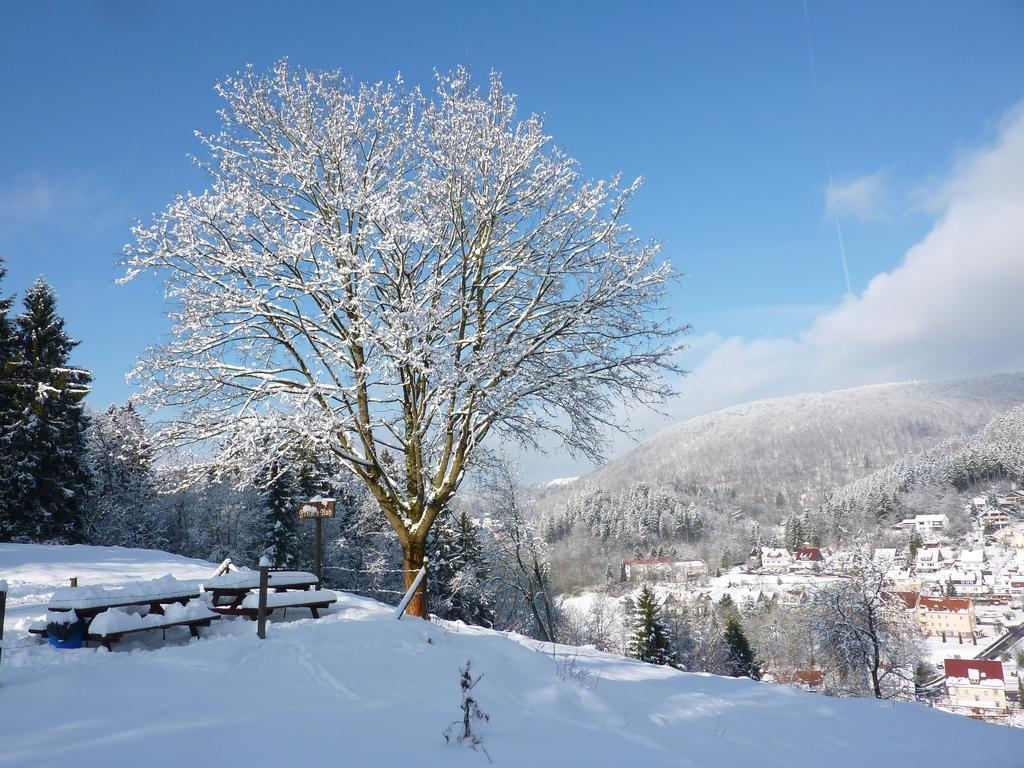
[429,510,494,627]
[85,402,163,548]
[723,616,760,679]
[627,584,676,666]
[0,258,21,533]
[259,462,301,568]
[0,278,92,541]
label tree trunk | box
[402,538,429,620]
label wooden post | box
[395,558,428,620]
[257,557,270,640]
[0,581,7,674]
[314,517,323,582]
[70,577,77,588]
[297,497,334,583]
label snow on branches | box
[123,61,686,614]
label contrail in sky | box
[802,0,853,298]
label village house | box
[916,596,977,643]
[792,547,823,571]
[995,528,1024,548]
[957,549,986,571]
[995,491,1024,511]
[623,558,709,585]
[897,514,949,538]
[915,547,946,573]
[793,669,825,693]
[945,570,991,597]
[760,547,792,573]
[1007,575,1024,601]
[978,507,1010,529]
[943,659,1007,710]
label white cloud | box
[521,104,1024,481]
[678,103,1024,421]
[825,169,890,220]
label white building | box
[623,558,708,584]
[944,659,1007,710]
[898,514,949,536]
[760,547,792,573]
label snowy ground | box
[2,544,1023,767]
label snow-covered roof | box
[943,659,1004,686]
[794,547,822,561]
[918,596,972,614]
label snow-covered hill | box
[2,544,1021,766]
[548,372,1024,510]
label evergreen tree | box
[429,511,494,627]
[84,402,163,548]
[907,529,923,561]
[0,258,21,531]
[723,616,760,679]
[259,462,300,568]
[0,279,92,541]
[626,584,676,666]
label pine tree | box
[723,616,760,679]
[0,257,21,532]
[259,462,300,568]
[84,402,164,548]
[1,279,92,541]
[429,511,494,627]
[907,529,923,560]
[626,584,676,666]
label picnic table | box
[203,570,336,618]
[28,576,220,650]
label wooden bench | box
[29,614,220,650]
[235,589,338,620]
[204,570,325,616]
[88,614,220,651]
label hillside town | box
[606,488,1024,725]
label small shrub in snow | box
[443,660,491,762]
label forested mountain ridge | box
[531,373,1024,589]
[539,373,1024,514]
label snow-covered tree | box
[626,584,676,666]
[429,510,493,627]
[258,462,300,568]
[0,257,21,530]
[0,278,92,541]
[85,402,164,548]
[483,458,559,641]
[123,61,684,618]
[804,557,922,699]
[723,616,760,679]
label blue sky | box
[2,1,1023,478]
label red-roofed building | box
[793,547,823,571]
[943,659,1007,710]
[793,669,825,692]
[891,591,921,610]
[916,596,976,643]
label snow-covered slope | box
[554,373,1024,507]
[1,544,1021,767]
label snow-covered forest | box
[534,376,1024,589]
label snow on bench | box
[88,600,219,637]
[203,570,319,591]
[240,590,337,611]
[48,575,202,610]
